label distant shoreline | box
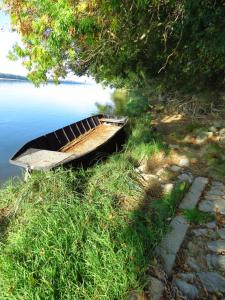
[0,78,89,85]
[0,72,89,85]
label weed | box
[182,208,215,225]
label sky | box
[0,7,27,76]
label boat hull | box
[10,114,128,171]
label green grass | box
[182,208,215,225]
[0,117,186,299]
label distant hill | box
[0,72,87,85]
[0,73,28,81]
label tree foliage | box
[3,0,225,91]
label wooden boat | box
[10,114,128,171]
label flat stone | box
[207,190,224,197]
[187,257,201,271]
[175,279,199,299]
[199,199,225,215]
[207,240,225,253]
[193,228,208,237]
[163,183,174,194]
[156,216,189,275]
[179,177,208,210]
[206,221,217,229]
[206,254,225,271]
[177,273,196,282]
[141,174,158,182]
[170,165,182,172]
[209,126,217,133]
[169,144,179,150]
[212,181,224,188]
[218,228,225,239]
[205,195,225,201]
[219,128,225,136]
[177,173,193,184]
[178,157,190,167]
[156,167,165,176]
[148,276,164,300]
[197,272,225,293]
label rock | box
[175,279,199,299]
[206,190,224,197]
[206,221,217,229]
[206,254,225,272]
[219,128,225,136]
[156,216,189,275]
[169,144,179,150]
[207,240,225,253]
[212,181,224,188]
[163,183,174,194]
[199,197,225,215]
[195,132,208,144]
[193,228,208,237]
[209,126,217,133]
[219,136,225,145]
[213,120,224,128]
[218,228,225,239]
[170,165,182,172]
[141,174,158,182]
[156,168,165,176]
[187,257,201,271]
[177,273,196,282]
[207,131,214,138]
[137,164,147,174]
[179,177,208,210]
[205,195,225,201]
[177,173,193,184]
[197,272,225,293]
[148,276,164,300]
[178,157,190,167]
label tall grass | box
[0,118,186,299]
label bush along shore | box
[0,116,188,299]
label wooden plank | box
[14,148,72,170]
[99,118,126,123]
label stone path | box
[170,180,225,299]
[148,179,225,300]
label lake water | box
[0,80,112,184]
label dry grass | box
[145,178,163,199]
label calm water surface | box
[0,80,112,184]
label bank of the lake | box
[0,115,188,299]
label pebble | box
[197,272,225,293]
[177,273,196,282]
[178,157,190,167]
[148,276,164,300]
[206,190,224,197]
[199,199,225,215]
[177,173,193,184]
[207,240,225,253]
[206,221,217,229]
[170,165,182,172]
[218,228,225,239]
[209,126,217,133]
[187,257,201,271]
[206,254,225,272]
[163,183,174,194]
[175,279,199,299]
[141,174,158,182]
[193,228,208,237]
